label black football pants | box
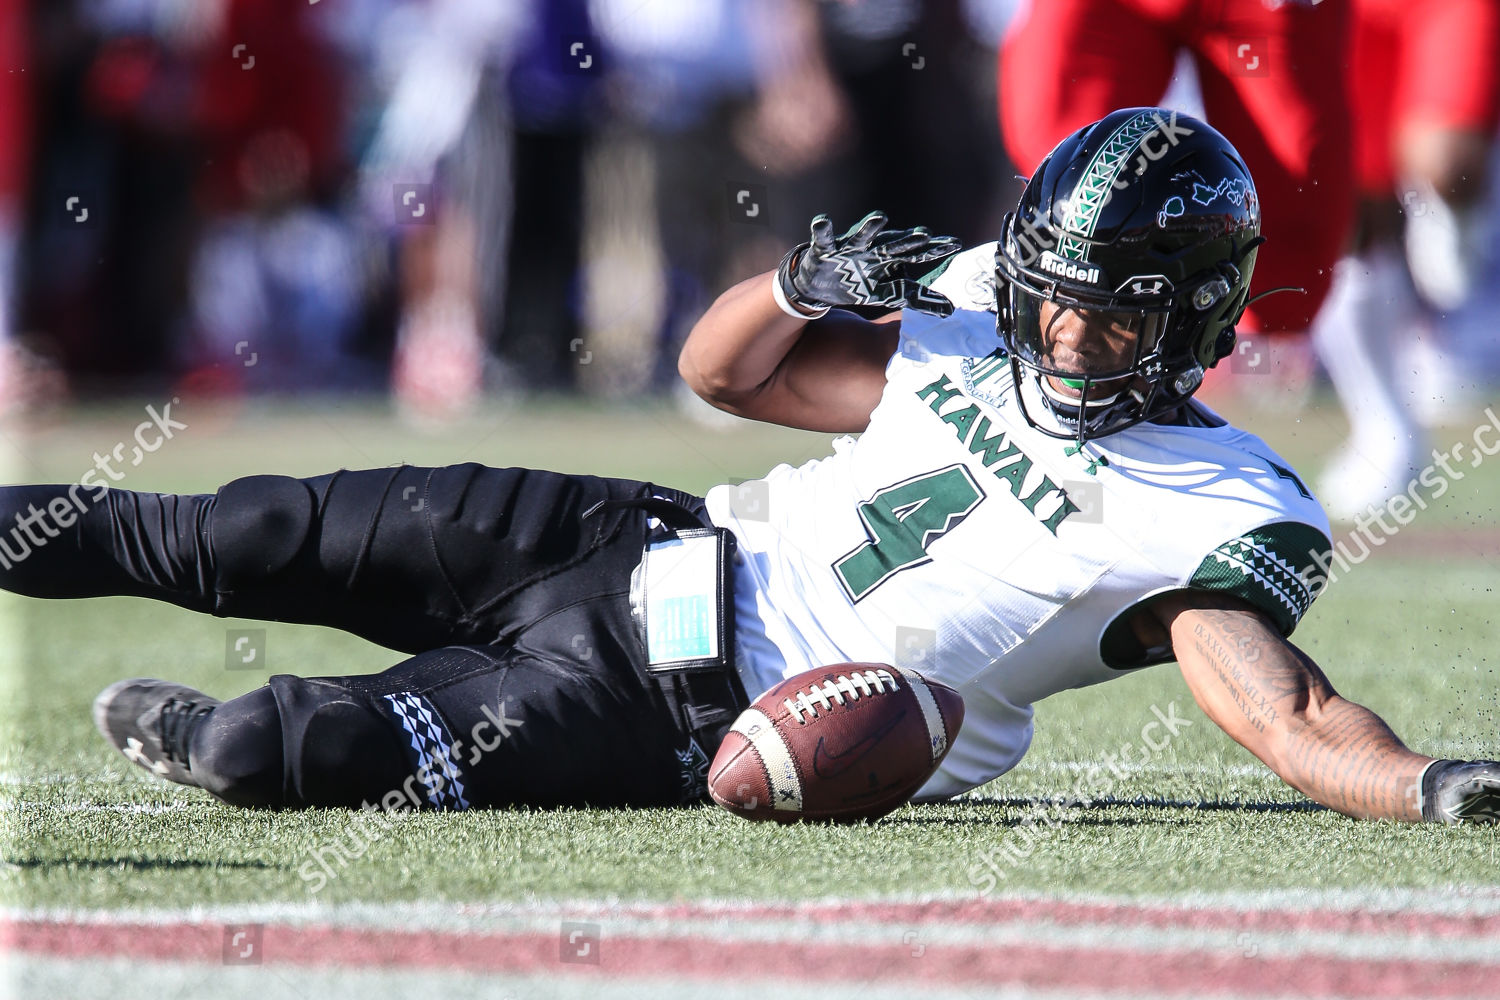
[0,465,707,809]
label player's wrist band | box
[771,253,831,321]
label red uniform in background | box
[193,0,346,211]
[0,0,28,219]
[0,0,28,412]
[1305,0,1500,519]
[999,0,1352,335]
[1348,0,1500,196]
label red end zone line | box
[3,919,1496,998]
[600,897,1500,941]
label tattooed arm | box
[1144,592,1431,820]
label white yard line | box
[0,954,1167,1000]
[0,799,190,814]
[12,884,1500,933]
[1013,761,1274,778]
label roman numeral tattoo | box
[1186,610,1427,821]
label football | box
[708,663,964,823]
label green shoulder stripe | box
[1189,522,1332,635]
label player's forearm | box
[1174,607,1431,821]
[678,270,814,406]
[1277,694,1431,821]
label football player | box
[4,109,1496,822]
[998,0,1354,343]
[1311,0,1500,517]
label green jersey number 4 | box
[833,465,985,602]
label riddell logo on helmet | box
[1039,251,1101,285]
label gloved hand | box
[775,211,962,318]
[1422,759,1500,823]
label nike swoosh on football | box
[811,709,907,780]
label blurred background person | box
[185,0,361,394]
[18,0,365,401]
[0,0,35,416]
[5,0,1026,421]
[358,0,533,420]
[589,0,1017,407]
[585,0,855,402]
[22,0,206,386]
[997,0,1355,408]
[1310,0,1500,518]
[11,0,1496,457]
[816,0,1017,246]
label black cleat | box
[93,679,220,787]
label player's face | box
[1033,300,1146,399]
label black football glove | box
[1422,759,1500,823]
[776,211,961,317]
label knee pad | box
[210,475,315,590]
[269,675,411,808]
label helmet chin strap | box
[1015,369,1075,427]
[1018,360,1193,446]
[1011,357,1139,447]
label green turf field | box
[3,391,1498,914]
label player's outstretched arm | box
[679,211,959,433]
[1161,596,1427,820]
[1154,593,1500,822]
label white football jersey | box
[704,244,1332,800]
